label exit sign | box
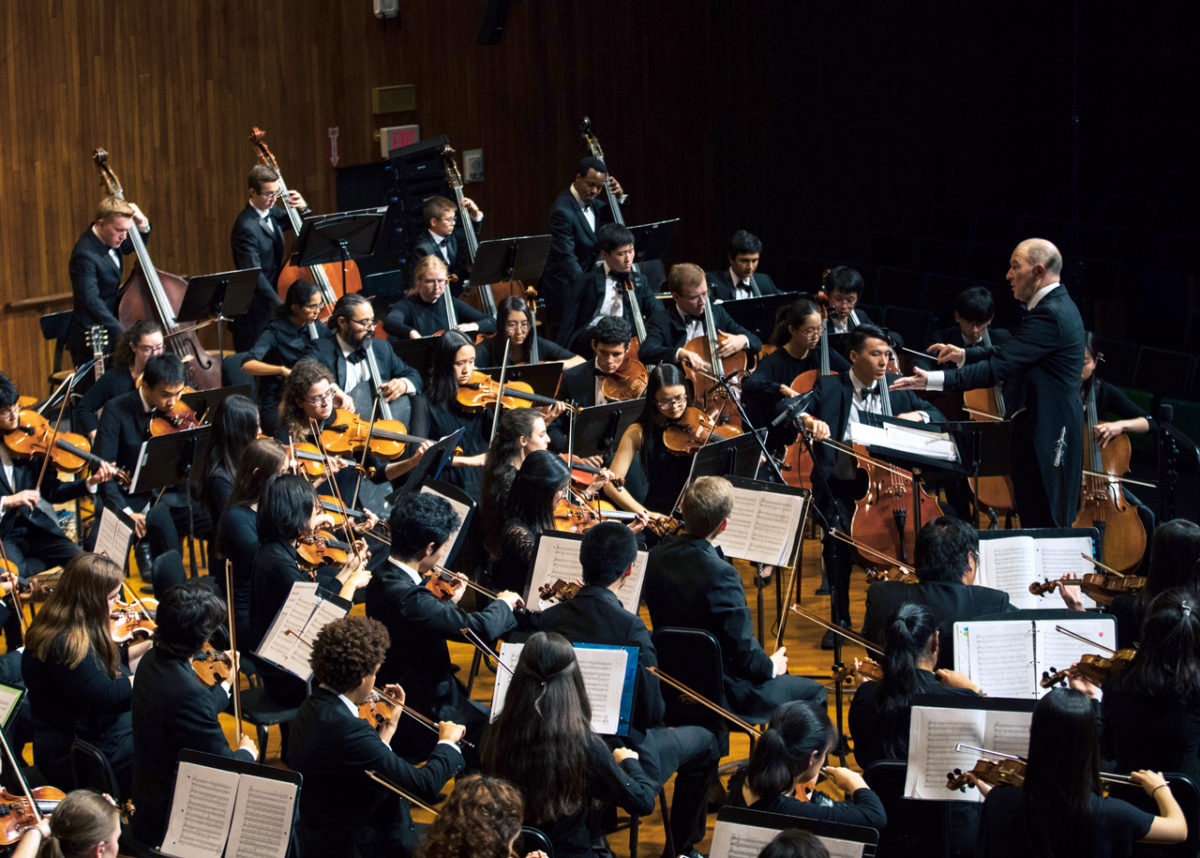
[380,125,420,158]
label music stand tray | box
[690,429,767,480]
[129,427,213,496]
[177,268,261,323]
[569,399,643,459]
[390,336,442,382]
[943,419,1014,479]
[472,234,552,285]
[627,218,680,266]
[476,362,564,400]
[294,207,388,267]
[717,293,797,344]
[181,384,252,423]
[385,428,465,502]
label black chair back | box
[1109,773,1200,857]
[518,826,554,858]
[651,627,750,739]
[863,759,977,858]
[70,737,122,800]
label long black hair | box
[507,449,570,534]
[1118,588,1200,698]
[204,393,261,483]
[480,632,591,824]
[1140,519,1200,607]
[481,408,544,560]
[1020,688,1098,858]
[256,473,317,544]
[875,602,939,758]
[427,330,474,407]
[744,701,836,799]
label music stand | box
[177,267,261,361]
[390,335,442,382]
[129,427,212,578]
[943,419,1014,523]
[385,428,465,502]
[569,399,643,459]
[627,218,680,290]
[293,207,388,295]
[472,234,552,286]
[181,384,252,424]
[689,429,767,481]
[718,293,797,343]
[476,361,565,400]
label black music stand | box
[569,399,643,459]
[129,427,212,578]
[717,293,797,345]
[181,384,252,424]
[472,234,552,286]
[294,207,388,295]
[390,335,442,382]
[177,267,261,361]
[385,428,465,502]
[627,218,680,290]
[688,429,767,481]
[476,361,564,400]
[943,419,1014,524]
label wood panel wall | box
[0,0,777,397]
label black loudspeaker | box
[476,0,509,45]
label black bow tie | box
[859,385,879,399]
[611,271,630,285]
[592,367,610,378]
[685,314,705,324]
[346,348,367,365]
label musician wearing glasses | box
[638,263,760,371]
[383,255,494,341]
[407,195,483,293]
[76,319,165,439]
[230,164,311,351]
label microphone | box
[771,396,808,429]
[1052,426,1067,468]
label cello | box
[1072,381,1146,571]
[681,297,748,431]
[93,150,221,390]
[250,127,361,322]
[959,328,1017,519]
[783,288,835,490]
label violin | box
[297,531,351,567]
[358,688,399,730]
[1028,572,1145,607]
[0,786,66,846]
[456,371,572,413]
[317,494,374,529]
[1039,649,1137,688]
[661,407,741,455]
[538,578,583,602]
[947,757,1027,791]
[111,603,156,642]
[150,399,202,435]
[601,359,649,402]
[320,408,428,461]
[289,441,354,479]
[191,643,233,687]
[560,454,624,490]
[864,568,920,585]
[3,408,130,486]
[422,565,501,602]
[831,658,884,685]
[553,497,646,534]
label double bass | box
[93,150,220,390]
[441,145,495,315]
[1072,381,1146,572]
[250,127,362,322]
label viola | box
[251,127,361,326]
[317,494,372,528]
[662,407,741,455]
[0,786,66,846]
[320,408,429,460]
[191,643,233,687]
[1028,572,1145,607]
[297,531,351,567]
[93,150,220,390]
[3,408,130,486]
[358,689,399,730]
[1073,382,1146,572]
[864,567,920,585]
[456,371,571,413]
[831,658,883,685]
[947,757,1026,791]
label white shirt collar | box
[427,228,447,244]
[729,267,751,290]
[1025,281,1060,311]
[388,556,423,586]
[569,184,587,209]
[849,370,878,396]
[138,387,156,414]
[320,684,361,717]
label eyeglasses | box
[505,321,530,331]
[135,343,165,353]
[800,325,826,335]
[304,392,335,406]
[302,301,324,310]
[258,189,280,199]
[655,394,688,409]
[351,317,377,328]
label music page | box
[225,774,298,858]
[715,486,806,566]
[711,820,864,858]
[904,705,1032,802]
[490,641,629,734]
[953,619,1036,699]
[160,761,240,858]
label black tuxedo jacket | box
[928,325,1012,350]
[942,287,1085,525]
[364,564,517,721]
[643,535,777,714]
[304,331,422,395]
[67,225,147,359]
[539,585,665,742]
[558,268,663,355]
[800,371,946,476]
[826,308,878,359]
[230,204,291,349]
[861,579,1015,670]
[289,687,464,858]
[706,269,782,301]
[407,223,479,288]
[542,190,618,315]
[131,648,254,845]
[93,388,156,511]
[0,455,90,543]
[639,304,762,365]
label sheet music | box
[94,504,134,565]
[255,583,349,680]
[848,420,960,462]
[977,536,1038,608]
[419,485,470,556]
[715,486,805,566]
[953,619,1036,698]
[904,705,1032,802]
[1035,536,1099,610]
[525,532,648,614]
[710,820,864,858]
[161,761,240,858]
[490,641,629,734]
[1033,617,1118,692]
[225,774,298,858]
[0,683,22,728]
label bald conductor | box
[891,238,1085,527]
